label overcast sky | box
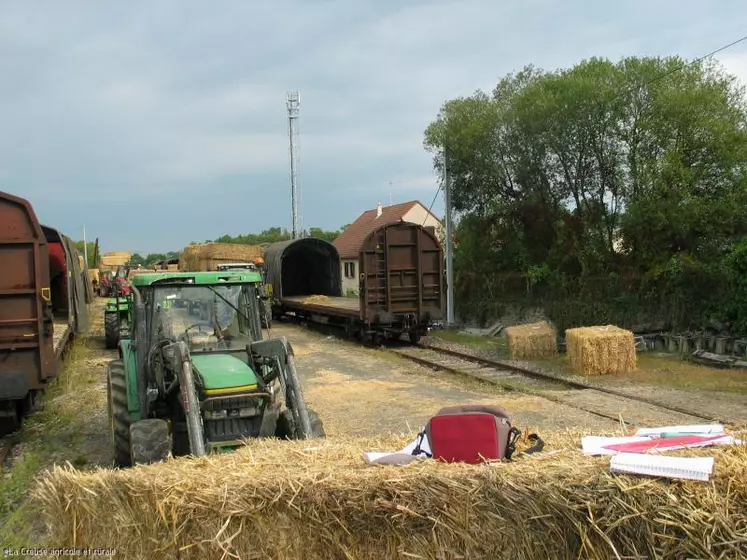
[1,1,745,253]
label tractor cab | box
[106,270,323,468]
[147,281,262,352]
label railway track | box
[389,344,731,428]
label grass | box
[430,329,508,353]
[536,352,747,394]
[0,335,105,547]
[430,328,745,394]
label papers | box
[602,435,736,454]
[583,424,739,457]
[582,436,650,456]
[364,434,431,465]
[583,424,740,482]
[634,424,725,437]
[610,454,714,482]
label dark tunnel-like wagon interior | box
[264,237,342,300]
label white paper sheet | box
[610,453,714,481]
[633,424,724,437]
[364,434,431,465]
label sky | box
[1,1,746,254]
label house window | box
[344,261,356,279]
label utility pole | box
[444,150,455,326]
[82,225,89,269]
[286,92,301,239]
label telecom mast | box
[286,92,301,239]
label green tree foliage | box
[74,241,101,268]
[213,226,343,245]
[425,56,747,331]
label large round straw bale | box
[31,432,747,560]
[566,325,636,375]
[505,320,558,360]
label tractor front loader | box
[106,270,323,467]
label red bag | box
[412,405,542,464]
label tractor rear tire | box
[130,419,172,465]
[104,312,120,349]
[107,360,132,468]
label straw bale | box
[99,251,131,268]
[302,294,331,304]
[33,431,747,560]
[180,243,263,271]
[506,320,558,360]
[566,325,636,376]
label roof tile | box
[333,200,428,259]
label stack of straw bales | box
[566,325,636,375]
[179,243,263,271]
[99,251,131,271]
[32,432,747,560]
[506,320,558,360]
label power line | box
[422,182,442,227]
[420,30,747,226]
[609,32,747,103]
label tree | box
[425,55,747,330]
[74,241,98,268]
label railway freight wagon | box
[0,191,91,435]
[265,222,444,344]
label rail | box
[387,343,736,428]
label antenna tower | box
[286,92,301,239]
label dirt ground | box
[270,322,618,436]
[7,307,741,546]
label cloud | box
[1,0,745,252]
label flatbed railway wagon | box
[0,191,92,435]
[264,222,445,344]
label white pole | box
[83,225,89,269]
[444,150,455,326]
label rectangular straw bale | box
[566,324,636,375]
[505,320,558,360]
[179,243,263,271]
[31,432,747,560]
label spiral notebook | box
[610,453,714,481]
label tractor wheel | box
[275,408,325,440]
[129,419,172,465]
[104,312,120,349]
[308,408,325,438]
[107,360,132,467]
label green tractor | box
[104,266,134,349]
[106,270,324,467]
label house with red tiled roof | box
[333,200,443,295]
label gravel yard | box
[270,322,618,435]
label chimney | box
[376,201,382,218]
